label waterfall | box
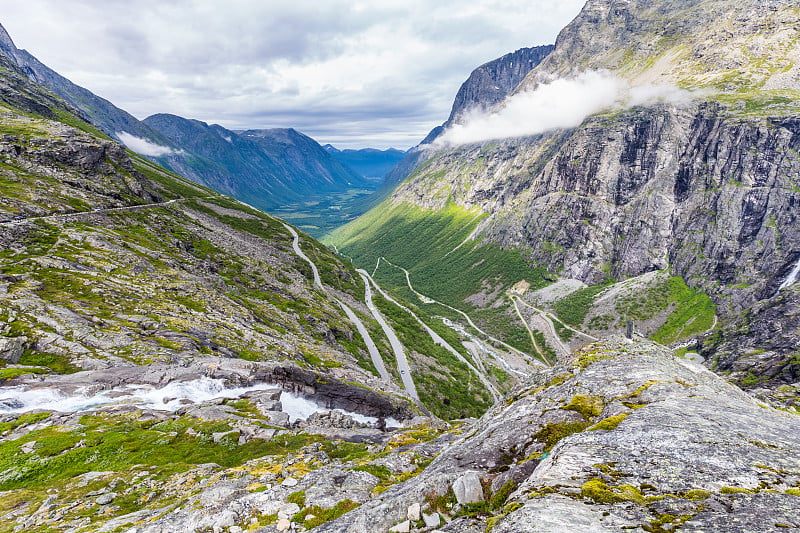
[779,256,800,291]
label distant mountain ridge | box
[142,114,368,210]
[0,23,172,146]
[323,145,406,179]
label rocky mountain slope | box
[328,0,800,405]
[0,23,172,147]
[316,337,800,532]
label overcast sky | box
[2,1,585,149]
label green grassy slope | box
[326,201,553,355]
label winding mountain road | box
[357,271,418,400]
[375,256,543,366]
[511,295,598,355]
[359,268,501,403]
[0,198,187,227]
[282,224,396,389]
[510,295,552,361]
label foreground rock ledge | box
[316,337,800,532]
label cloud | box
[0,0,586,149]
[435,71,696,146]
[117,132,173,157]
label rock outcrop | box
[315,338,800,532]
[446,46,554,127]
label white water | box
[779,256,800,291]
[0,377,399,428]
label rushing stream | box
[0,377,399,427]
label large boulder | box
[0,336,25,363]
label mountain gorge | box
[330,0,800,404]
[2,0,800,531]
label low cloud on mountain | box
[436,71,695,146]
[117,132,174,157]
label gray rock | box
[406,502,420,521]
[0,336,25,363]
[211,430,240,444]
[388,521,410,533]
[422,512,441,528]
[452,472,483,504]
[96,492,116,505]
[314,339,800,532]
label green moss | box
[785,488,800,497]
[287,490,306,506]
[533,421,590,452]
[293,499,359,529]
[575,345,617,369]
[0,415,326,491]
[0,412,51,434]
[619,380,661,401]
[0,366,48,380]
[489,481,518,511]
[18,351,79,374]
[424,488,457,515]
[351,464,393,483]
[589,413,630,431]
[581,478,645,505]
[720,486,756,494]
[682,489,712,500]
[561,395,604,420]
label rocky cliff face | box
[518,0,800,94]
[447,46,554,126]
[390,45,554,187]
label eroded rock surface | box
[316,338,800,532]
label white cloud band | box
[117,131,173,157]
[435,71,696,146]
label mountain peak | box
[0,22,23,63]
[518,0,800,96]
